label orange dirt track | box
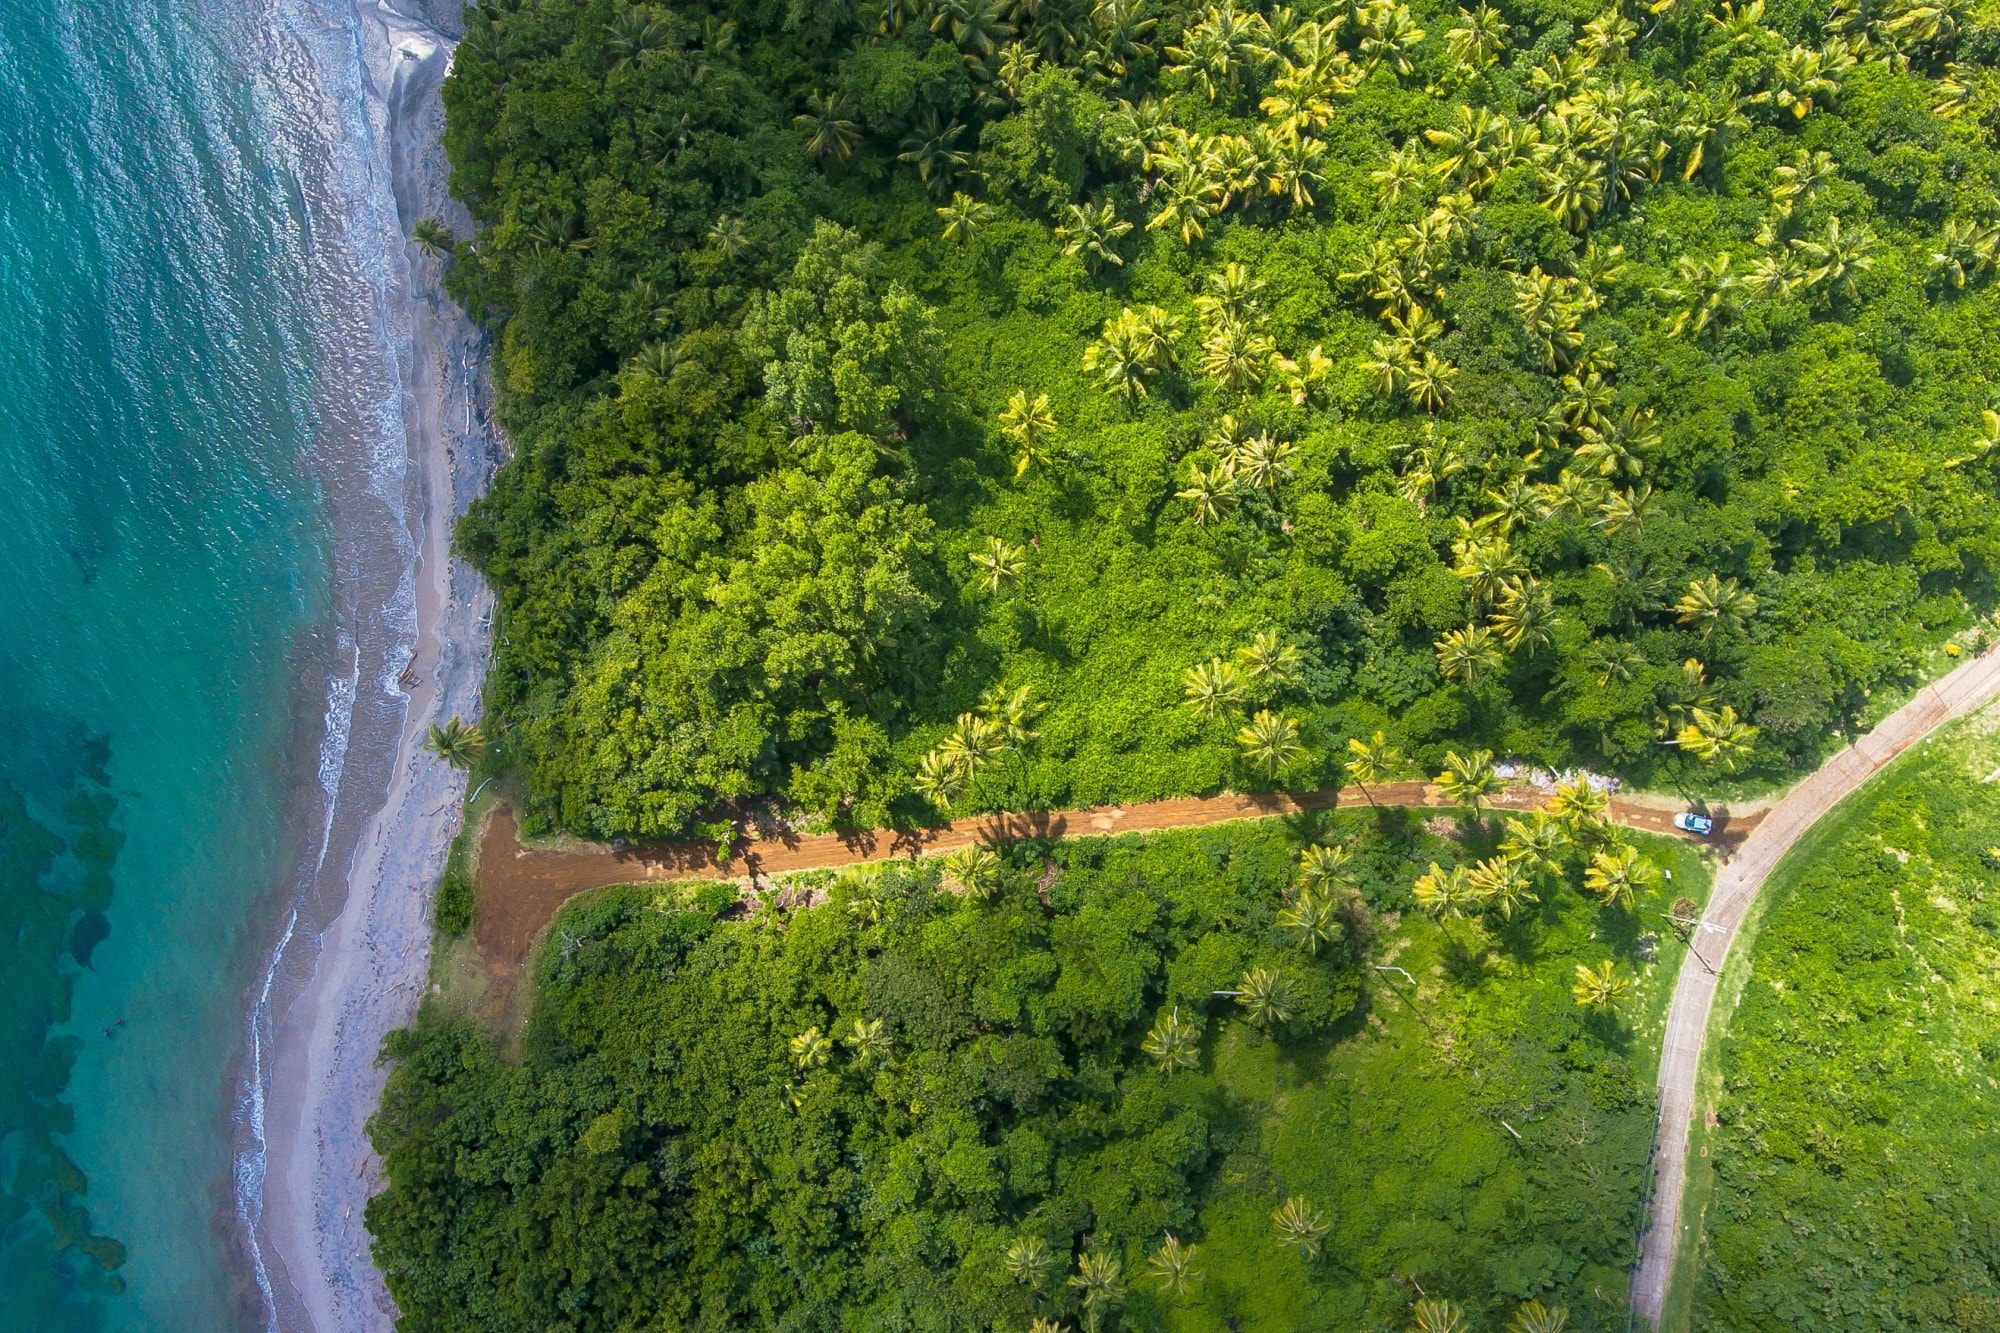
[474,783,1758,969]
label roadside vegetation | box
[368,808,1706,1330]
[1692,710,2000,1330]
[441,0,2000,843]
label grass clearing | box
[1688,702,2000,1329]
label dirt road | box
[1629,645,2000,1328]
[474,779,1752,968]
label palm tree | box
[1165,2,1266,101]
[1770,149,1837,217]
[1929,218,2000,290]
[844,1016,892,1064]
[1201,318,1274,394]
[999,389,1058,476]
[1583,639,1646,688]
[996,40,1040,95]
[789,1025,833,1068]
[1678,704,1759,769]
[1657,253,1738,337]
[1675,574,1757,639]
[425,716,486,769]
[1298,843,1355,896]
[1535,468,1609,523]
[1403,353,1458,412]
[899,113,972,197]
[1345,730,1405,806]
[979,682,1043,746]
[1178,460,1240,526]
[1572,959,1632,1010]
[1133,305,1180,368]
[1436,748,1501,818]
[1279,891,1344,954]
[1578,6,1638,61]
[1237,628,1304,692]
[604,9,671,66]
[939,845,1004,900]
[1413,861,1482,919]
[931,0,1015,56]
[1056,200,1133,271]
[1067,1252,1125,1333]
[1538,154,1604,232]
[1545,778,1609,840]
[1509,1300,1570,1333]
[1791,215,1876,302]
[1469,856,1539,919]
[1237,710,1304,777]
[707,214,747,258]
[1271,1195,1331,1257]
[1453,527,1520,586]
[1230,433,1297,490]
[940,712,1011,773]
[1084,308,1170,400]
[1147,1234,1202,1297]
[936,192,993,246]
[1357,1,1426,76]
[410,217,455,257]
[968,537,1026,595]
[1142,1006,1203,1070]
[1584,843,1658,909]
[1183,657,1248,720]
[1672,85,1751,180]
[1593,484,1653,536]
[795,92,861,162]
[1501,814,1571,876]
[1761,40,1850,120]
[1196,263,1265,328]
[1267,135,1328,207]
[1006,1235,1058,1290]
[1436,624,1506,686]
[1236,966,1294,1030]
[1443,2,1509,74]
[1412,1298,1469,1333]
[1028,1321,1067,1333]
[1371,144,1427,203]
[1083,321,1147,400]
[1490,577,1556,655]
[913,748,969,808]
[1148,164,1220,244]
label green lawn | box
[1688,705,2000,1330]
[1161,823,1707,1332]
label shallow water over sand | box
[0,0,422,1325]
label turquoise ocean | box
[0,0,420,1326]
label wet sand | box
[253,2,496,1328]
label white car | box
[1673,811,1715,836]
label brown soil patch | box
[473,783,1761,970]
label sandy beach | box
[252,1,494,1327]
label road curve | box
[1629,644,2000,1327]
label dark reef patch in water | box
[0,731,128,1316]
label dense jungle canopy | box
[370,816,1702,1331]
[443,0,2000,843]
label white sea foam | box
[221,0,435,1321]
[237,638,359,1328]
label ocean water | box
[0,0,414,1326]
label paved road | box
[1629,645,2000,1327]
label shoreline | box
[247,0,496,1328]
